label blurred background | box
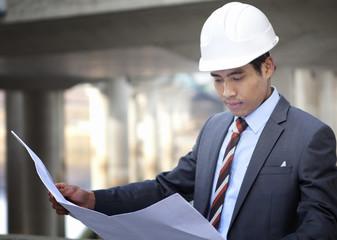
[0,0,337,239]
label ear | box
[264,56,275,79]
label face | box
[211,57,274,117]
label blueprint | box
[11,131,223,240]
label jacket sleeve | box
[92,115,214,216]
[93,150,196,215]
[282,124,337,239]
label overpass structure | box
[1,0,337,237]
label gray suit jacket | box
[94,96,337,239]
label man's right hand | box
[48,182,96,215]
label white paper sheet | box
[11,131,223,240]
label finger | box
[55,182,68,190]
[48,190,55,198]
[51,201,69,215]
[51,203,63,210]
[56,208,69,215]
[58,185,79,201]
[48,192,59,204]
[49,183,68,200]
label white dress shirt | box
[209,87,280,239]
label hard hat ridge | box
[199,2,279,71]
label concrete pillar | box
[130,92,147,181]
[127,89,139,182]
[88,85,109,189]
[131,83,161,181]
[142,86,159,179]
[156,91,174,172]
[90,77,130,188]
[293,68,337,131]
[105,78,130,187]
[272,67,295,104]
[294,69,319,117]
[6,90,65,236]
[5,91,25,234]
[317,70,336,130]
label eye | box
[214,78,223,83]
[232,75,245,81]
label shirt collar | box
[236,86,280,134]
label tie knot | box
[235,118,248,134]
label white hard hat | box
[199,2,279,71]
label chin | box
[230,111,243,117]
[229,110,248,117]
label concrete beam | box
[3,0,216,23]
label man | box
[49,2,337,239]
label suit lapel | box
[229,96,289,228]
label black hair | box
[249,52,276,75]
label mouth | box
[226,101,243,110]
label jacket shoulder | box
[273,95,327,129]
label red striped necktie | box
[209,118,248,230]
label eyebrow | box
[210,69,245,78]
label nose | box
[223,81,236,98]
